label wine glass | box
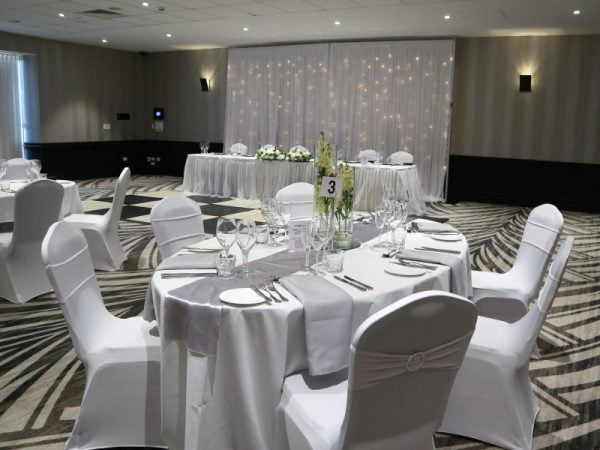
[398,190,410,225]
[261,198,278,247]
[277,201,292,240]
[0,160,6,192]
[236,220,257,277]
[369,208,388,252]
[216,217,237,257]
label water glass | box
[261,198,279,247]
[216,253,236,279]
[216,217,237,256]
[308,215,334,273]
[324,249,345,273]
[255,224,269,244]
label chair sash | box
[350,331,474,391]
[522,219,561,254]
[152,211,205,247]
[45,243,97,303]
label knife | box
[250,286,273,304]
[343,275,374,290]
[333,275,367,291]
[414,246,461,255]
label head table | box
[182,154,426,214]
[146,224,471,450]
[0,179,83,223]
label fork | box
[266,283,288,302]
[251,284,281,303]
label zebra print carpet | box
[0,175,598,449]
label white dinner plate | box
[384,262,428,277]
[428,234,462,243]
[219,288,265,306]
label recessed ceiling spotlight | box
[58,12,65,17]
[142,1,149,6]
[444,14,451,20]
[334,20,341,25]
[243,27,249,31]
[573,9,581,15]
[166,33,172,37]
[101,39,107,43]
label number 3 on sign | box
[320,176,342,199]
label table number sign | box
[288,219,310,252]
[319,176,342,199]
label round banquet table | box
[147,228,471,450]
[0,180,83,223]
[182,154,426,214]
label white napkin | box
[411,219,458,233]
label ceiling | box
[1,0,599,52]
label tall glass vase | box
[334,162,355,249]
[314,131,337,233]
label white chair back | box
[105,167,130,231]
[358,149,377,163]
[339,291,477,449]
[513,236,573,366]
[5,158,31,180]
[150,196,205,259]
[511,204,563,296]
[275,182,314,219]
[42,222,114,359]
[387,151,413,164]
[229,143,248,155]
[13,179,63,246]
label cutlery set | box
[161,271,217,279]
[251,282,289,304]
[333,275,374,292]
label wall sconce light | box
[199,78,210,92]
[519,74,532,92]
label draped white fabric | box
[0,52,23,160]
[225,40,454,201]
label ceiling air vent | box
[80,9,125,19]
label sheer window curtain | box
[0,52,24,160]
[224,40,455,202]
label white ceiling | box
[1,0,599,52]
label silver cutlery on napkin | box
[333,275,367,291]
[161,271,217,279]
[343,275,374,290]
[414,246,461,255]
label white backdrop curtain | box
[224,40,455,202]
[0,52,23,160]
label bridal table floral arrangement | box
[255,144,312,162]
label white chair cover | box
[0,179,64,303]
[439,236,573,450]
[3,157,32,180]
[150,196,206,259]
[387,151,413,164]
[41,221,166,450]
[472,204,564,323]
[275,182,314,219]
[229,142,249,155]
[278,291,477,450]
[64,167,130,271]
[358,149,378,163]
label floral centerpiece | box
[314,132,336,218]
[256,144,286,161]
[286,146,312,162]
[334,162,355,248]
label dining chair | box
[0,179,64,303]
[150,196,206,259]
[472,203,563,323]
[275,182,314,219]
[278,291,477,450]
[358,149,378,163]
[439,236,573,450]
[387,151,413,164]
[4,157,32,180]
[64,167,130,271]
[229,142,249,155]
[41,221,166,450]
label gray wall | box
[0,31,144,142]
[142,48,228,143]
[451,35,600,165]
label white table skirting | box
[0,180,83,223]
[183,154,426,214]
[149,230,469,450]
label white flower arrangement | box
[286,146,312,162]
[256,144,286,161]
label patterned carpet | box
[0,175,599,449]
